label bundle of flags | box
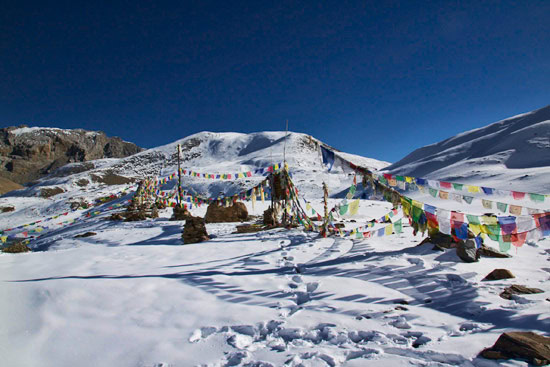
[155,163,285,185]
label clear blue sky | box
[1,1,548,163]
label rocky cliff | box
[0,125,143,185]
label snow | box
[10,126,63,136]
[1,124,549,366]
[1,198,548,366]
[385,105,550,194]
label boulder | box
[205,202,248,223]
[40,187,65,198]
[483,269,515,281]
[500,285,544,300]
[0,205,15,213]
[480,332,550,365]
[456,238,479,263]
[479,245,512,258]
[182,216,209,244]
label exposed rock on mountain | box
[0,125,143,185]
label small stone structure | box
[182,216,209,244]
[171,205,191,220]
[205,202,248,223]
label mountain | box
[385,105,550,193]
[5,131,390,201]
[0,125,143,186]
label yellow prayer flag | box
[481,215,498,225]
[467,185,481,193]
[349,199,360,216]
[405,176,413,183]
[1,236,7,243]
[469,224,482,236]
[412,200,423,209]
[385,223,393,236]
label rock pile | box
[182,216,209,244]
[205,202,248,223]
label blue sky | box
[1,1,548,163]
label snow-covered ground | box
[1,125,549,366]
[1,195,549,367]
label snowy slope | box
[385,105,550,193]
[1,130,549,367]
[1,131,389,230]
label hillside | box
[2,131,390,208]
[0,125,143,186]
[385,105,550,193]
[1,129,549,367]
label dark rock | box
[480,331,550,365]
[500,285,544,300]
[205,202,248,223]
[235,224,266,233]
[419,232,456,249]
[2,241,30,253]
[40,187,65,198]
[75,178,89,187]
[0,205,15,213]
[264,207,277,226]
[483,269,515,281]
[109,213,124,221]
[456,239,479,263]
[74,232,97,238]
[90,171,135,185]
[182,216,209,244]
[479,245,512,258]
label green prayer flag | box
[452,183,464,191]
[466,214,480,225]
[394,219,403,234]
[395,175,405,181]
[529,193,544,203]
[429,188,438,198]
[496,202,508,212]
[339,204,349,215]
[412,205,423,223]
[462,196,474,204]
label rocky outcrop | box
[0,125,142,185]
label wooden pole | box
[323,182,328,237]
[177,144,182,207]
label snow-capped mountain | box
[385,105,550,193]
[5,131,390,202]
